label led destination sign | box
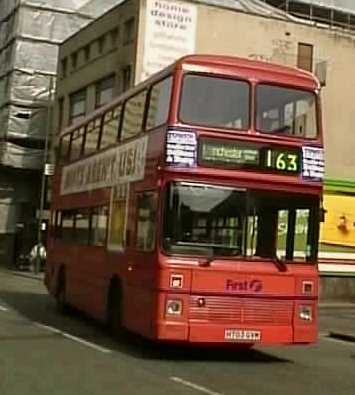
[199,138,301,174]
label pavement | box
[7,268,355,343]
[10,269,44,281]
[318,303,355,342]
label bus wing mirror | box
[319,208,326,223]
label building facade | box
[54,0,355,288]
[0,0,121,266]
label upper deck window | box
[256,85,317,139]
[146,76,172,130]
[121,90,147,141]
[179,74,250,130]
[60,133,71,163]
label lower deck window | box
[54,205,108,247]
[163,182,320,262]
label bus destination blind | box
[199,138,301,175]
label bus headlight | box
[166,299,183,315]
[299,305,312,321]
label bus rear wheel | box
[56,270,68,314]
[107,284,123,336]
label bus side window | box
[62,210,75,244]
[121,90,147,141]
[135,192,157,252]
[70,127,85,161]
[84,117,101,156]
[100,106,121,149]
[60,133,71,163]
[146,76,172,131]
[76,208,90,245]
[90,206,108,246]
[54,210,62,239]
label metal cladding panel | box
[78,0,125,18]
[0,71,54,108]
[18,7,93,44]
[290,0,355,15]
[0,141,43,169]
[189,296,294,324]
[193,0,293,20]
[0,104,48,140]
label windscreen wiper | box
[272,255,287,272]
[271,125,291,134]
[199,248,214,267]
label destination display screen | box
[199,138,301,175]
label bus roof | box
[175,54,319,89]
[60,54,319,137]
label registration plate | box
[224,329,261,341]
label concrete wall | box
[54,0,139,134]
[147,1,355,181]
[320,276,355,302]
[54,0,355,180]
[52,0,355,299]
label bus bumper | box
[155,322,317,345]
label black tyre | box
[107,284,123,336]
[56,271,68,314]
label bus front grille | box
[189,296,293,324]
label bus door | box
[125,191,158,335]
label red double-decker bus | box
[45,55,324,346]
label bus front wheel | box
[56,269,68,314]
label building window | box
[95,75,115,108]
[123,17,135,45]
[61,58,67,78]
[69,89,86,125]
[57,97,64,132]
[122,65,132,91]
[297,43,313,72]
[110,28,119,47]
[98,35,107,54]
[71,52,78,70]
[84,44,91,61]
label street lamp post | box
[35,76,54,275]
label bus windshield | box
[179,74,250,130]
[163,182,319,261]
[256,84,317,138]
[179,74,318,139]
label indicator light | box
[302,281,313,295]
[170,274,183,289]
